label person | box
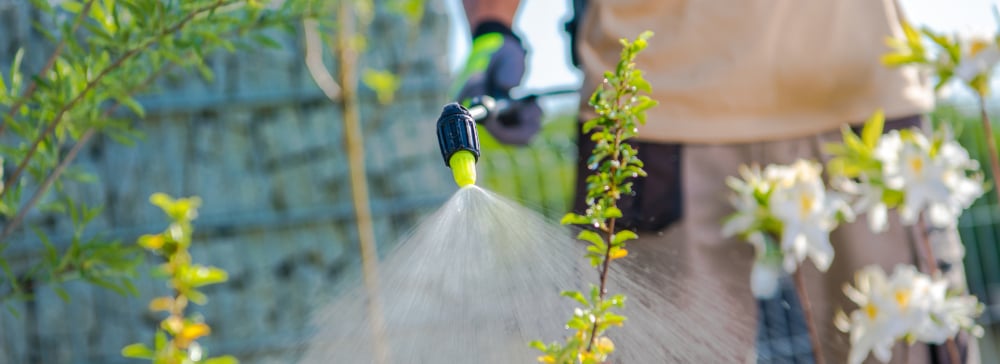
[455,1,977,363]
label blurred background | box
[0,0,998,363]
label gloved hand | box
[453,22,542,145]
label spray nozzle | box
[437,103,480,187]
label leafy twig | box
[0,0,238,202]
[0,0,96,137]
[532,31,654,364]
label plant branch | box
[587,82,629,351]
[792,267,825,364]
[330,2,389,363]
[0,0,96,138]
[0,0,235,203]
[302,18,341,101]
[915,216,962,364]
[0,129,94,245]
[0,59,167,248]
[977,94,1000,207]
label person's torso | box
[577,0,933,143]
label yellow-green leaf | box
[182,265,228,288]
[577,230,605,246]
[604,207,622,219]
[861,109,885,148]
[121,343,153,359]
[362,69,400,105]
[203,356,239,364]
[611,230,637,245]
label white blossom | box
[838,265,984,364]
[875,130,983,228]
[837,266,906,364]
[954,40,1000,83]
[767,160,848,272]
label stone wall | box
[0,1,455,362]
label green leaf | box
[182,265,228,288]
[577,230,605,246]
[842,125,866,152]
[880,53,922,67]
[632,96,657,114]
[603,312,627,326]
[604,207,622,219]
[185,288,208,305]
[561,290,589,306]
[154,331,167,350]
[52,285,71,303]
[361,69,400,105]
[529,340,548,351]
[61,1,84,13]
[560,213,590,225]
[252,34,282,49]
[0,259,20,293]
[121,343,154,359]
[882,188,904,207]
[861,109,885,148]
[117,96,145,118]
[611,230,637,245]
[203,356,239,364]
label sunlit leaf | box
[203,356,239,364]
[861,109,885,148]
[611,230,637,245]
[121,343,154,359]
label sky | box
[444,0,1000,112]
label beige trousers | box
[609,126,978,363]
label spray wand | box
[436,88,578,187]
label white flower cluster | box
[723,160,853,298]
[954,39,1000,83]
[835,265,983,364]
[840,129,983,232]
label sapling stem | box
[792,260,825,364]
[977,94,1000,208]
[915,216,962,364]
[334,2,389,362]
[589,128,624,351]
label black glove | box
[453,21,542,145]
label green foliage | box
[825,109,886,179]
[361,69,401,104]
[0,0,312,310]
[123,193,235,364]
[882,18,997,96]
[532,31,655,364]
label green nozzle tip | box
[449,150,477,187]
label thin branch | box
[588,124,623,351]
[330,2,389,363]
[0,129,95,244]
[793,267,825,364]
[977,94,1000,207]
[302,18,341,101]
[0,59,168,248]
[915,217,962,364]
[0,0,235,202]
[0,0,97,137]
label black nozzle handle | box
[436,103,480,166]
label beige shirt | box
[577,0,934,144]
